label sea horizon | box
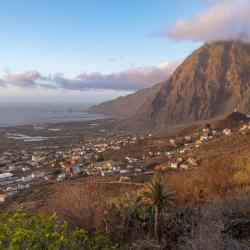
[0,102,107,127]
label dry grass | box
[45,179,139,233]
[41,134,250,249]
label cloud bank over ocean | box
[0,61,179,92]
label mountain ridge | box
[88,41,250,129]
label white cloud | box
[166,0,250,42]
[0,61,180,91]
[4,71,43,87]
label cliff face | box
[88,41,250,129]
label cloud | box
[0,61,180,91]
[166,0,250,42]
[4,70,44,88]
[76,61,179,90]
[0,79,6,87]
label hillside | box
[213,111,250,130]
[88,41,250,129]
[87,82,163,118]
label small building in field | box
[223,128,232,135]
[0,191,18,203]
[187,157,197,166]
[180,164,189,170]
[170,162,178,169]
[31,171,45,179]
[184,136,192,141]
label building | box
[170,162,178,169]
[0,191,18,203]
[31,172,45,179]
[223,128,232,135]
[184,136,192,141]
[180,164,189,170]
[57,173,70,182]
[32,154,41,163]
[187,157,197,166]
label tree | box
[138,177,175,242]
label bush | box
[175,194,250,250]
[0,211,118,250]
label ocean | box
[0,103,107,127]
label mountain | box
[88,41,250,129]
[87,82,163,118]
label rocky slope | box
[88,41,250,129]
[87,82,163,118]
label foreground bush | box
[175,194,250,250]
[0,211,118,250]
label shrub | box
[176,194,250,250]
[0,211,118,250]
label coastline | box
[0,118,120,152]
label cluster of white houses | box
[0,119,249,203]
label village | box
[0,117,249,204]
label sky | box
[0,0,249,104]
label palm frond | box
[138,177,176,212]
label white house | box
[180,164,189,170]
[212,130,218,136]
[200,136,208,141]
[223,128,232,135]
[32,155,41,163]
[120,169,129,174]
[202,128,210,133]
[57,174,65,182]
[170,162,178,169]
[167,150,176,156]
[119,176,131,182]
[22,167,31,172]
[101,170,114,176]
[31,171,45,179]
[184,136,191,141]
[169,139,175,144]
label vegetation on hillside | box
[0,211,117,250]
[43,133,250,249]
[2,133,250,249]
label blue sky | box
[0,0,248,103]
[0,0,203,75]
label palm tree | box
[138,177,175,242]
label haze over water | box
[0,103,107,127]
